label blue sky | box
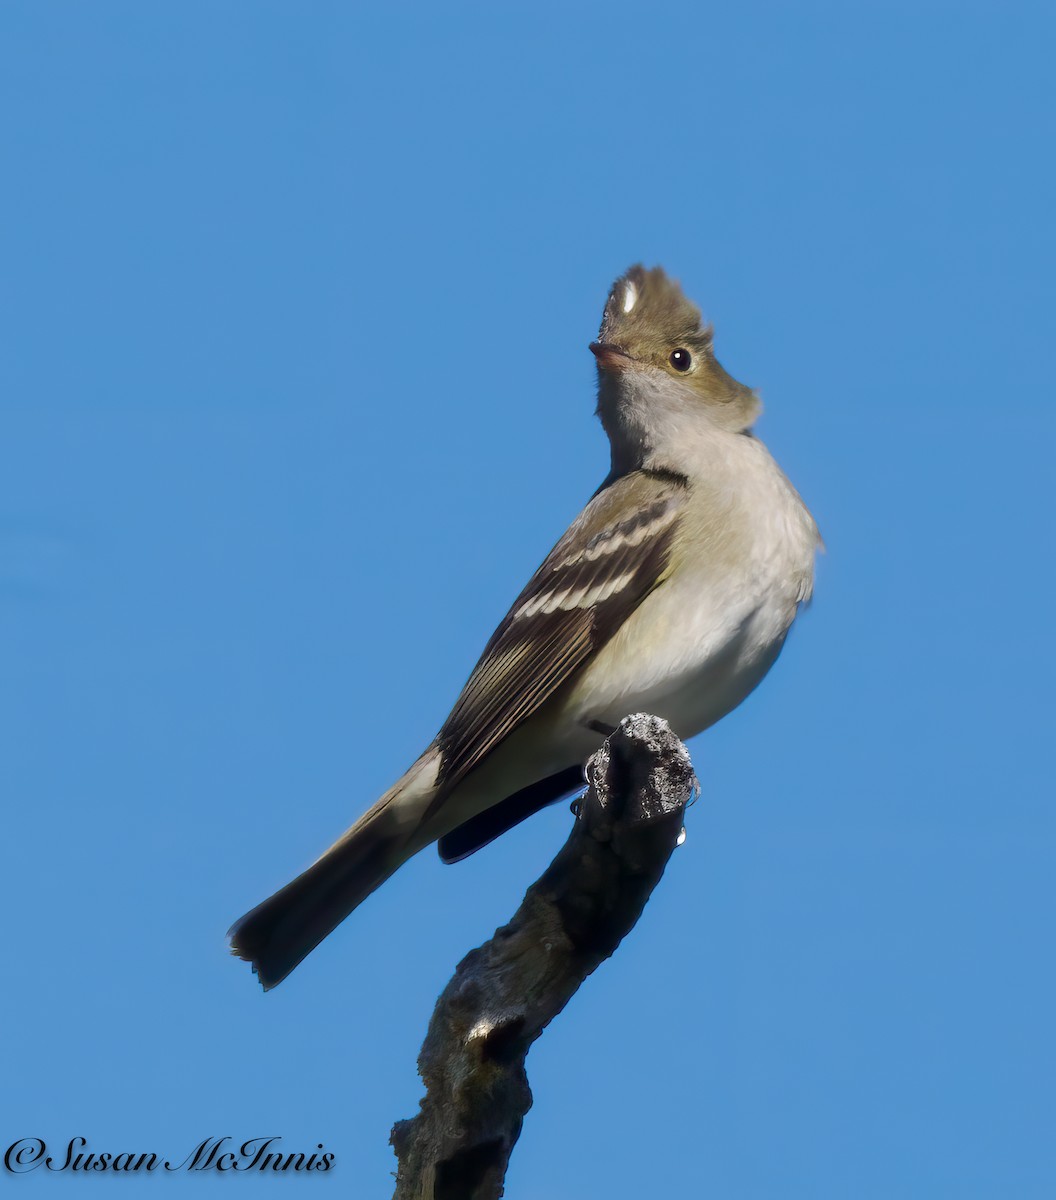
[2,2,1053,1195]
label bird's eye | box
[669,348,692,372]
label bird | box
[229,264,821,989]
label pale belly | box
[430,570,802,842]
[561,565,800,742]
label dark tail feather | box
[228,752,441,989]
[228,825,403,990]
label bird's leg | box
[585,718,618,736]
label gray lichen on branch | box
[391,713,698,1200]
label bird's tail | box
[228,751,439,990]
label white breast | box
[563,430,819,740]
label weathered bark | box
[391,713,697,1200]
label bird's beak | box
[589,341,633,371]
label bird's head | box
[591,265,760,467]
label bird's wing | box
[434,467,687,796]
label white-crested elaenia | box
[230,265,821,989]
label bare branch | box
[391,714,697,1200]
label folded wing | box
[435,468,687,797]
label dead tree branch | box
[390,713,697,1200]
